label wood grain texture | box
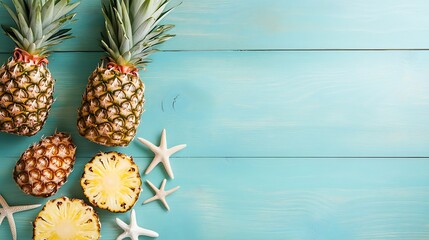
[0,0,428,239]
[1,157,429,240]
[1,0,429,51]
[1,51,429,158]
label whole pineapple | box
[0,0,80,136]
[77,0,175,146]
[14,132,77,197]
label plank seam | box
[71,156,429,159]
[1,48,429,54]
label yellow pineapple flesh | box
[81,151,141,212]
[33,196,100,240]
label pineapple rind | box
[81,151,142,213]
[77,67,144,147]
[0,59,54,136]
[14,132,76,197]
[33,196,101,240]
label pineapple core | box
[55,220,76,238]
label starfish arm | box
[129,209,136,226]
[138,227,159,238]
[165,186,180,195]
[12,204,41,212]
[160,179,167,190]
[0,212,5,225]
[146,180,159,192]
[160,129,167,149]
[116,218,130,230]
[0,195,9,208]
[143,195,159,204]
[145,156,162,175]
[116,232,128,240]
[161,157,174,179]
[137,137,160,153]
[167,144,187,155]
[7,214,17,240]
[160,198,170,211]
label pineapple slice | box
[33,196,100,240]
[81,152,141,212]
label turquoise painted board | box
[1,51,429,158]
[1,0,429,239]
[1,0,429,51]
[2,157,429,239]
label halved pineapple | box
[14,132,76,198]
[33,196,100,240]
[81,152,141,212]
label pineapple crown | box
[101,0,176,71]
[1,0,80,58]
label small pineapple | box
[77,0,175,146]
[0,0,80,136]
[14,132,76,197]
[33,196,101,240]
[81,151,141,212]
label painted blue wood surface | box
[1,0,429,51]
[1,0,429,239]
[2,157,429,239]
[1,51,429,158]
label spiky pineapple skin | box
[14,132,76,198]
[77,66,144,147]
[81,151,142,213]
[0,59,54,136]
[33,196,101,240]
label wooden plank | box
[1,51,429,158]
[1,0,429,51]
[1,157,429,239]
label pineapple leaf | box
[31,5,43,40]
[105,28,119,52]
[11,0,29,22]
[102,0,177,69]
[101,39,118,60]
[47,28,71,41]
[41,0,55,28]
[133,17,155,44]
[1,24,25,49]
[1,0,80,56]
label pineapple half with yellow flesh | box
[81,151,142,212]
[77,0,175,146]
[0,0,80,136]
[33,196,101,240]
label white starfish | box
[116,209,159,240]
[0,194,41,240]
[144,179,180,211]
[137,129,186,179]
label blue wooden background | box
[2,0,429,239]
